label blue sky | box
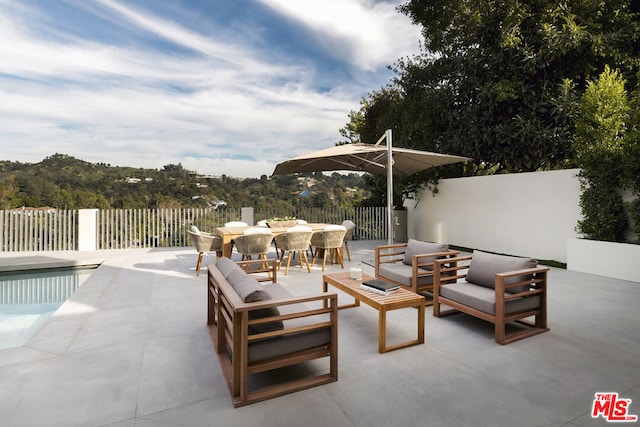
[0,0,421,177]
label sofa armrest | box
[408,250,459,291]
[215,276,338,342]
[375,243,407,264]
[375,243,408,277]
[236,259,278,283]
[236,292,338,341]
[412,250,460,273]
[433,255,471,286]
[494,266,549,299]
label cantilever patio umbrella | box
[272,130,471,244]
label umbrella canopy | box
[272,130,471,244]
[272,143,470,177]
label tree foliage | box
[573,66,629,241]
[341,0,640,198]
[0,154,370,211]
[623,77,640,239]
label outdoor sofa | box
[433,250,549,344]
[207,257,338,407]
[375,239,459,304]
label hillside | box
[0,154,371,210]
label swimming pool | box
[0,267,96,349]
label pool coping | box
[0,256,104,273]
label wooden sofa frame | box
[375,243,459,304]
[433,255,549,345]
[207,259,338,407]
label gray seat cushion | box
[402,239,449,267]
[439,282,540,315]
[246,284,332,363]
[378,263,434,287]
[466,250,537,293]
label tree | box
[573,66,629,241]
[343,0,640,185]
[623,76,640,240]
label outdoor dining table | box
[215,223,330,258]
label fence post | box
[241,207,254,226]
[78,209,98,251]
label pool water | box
[0,267,96,349]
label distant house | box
[211,200,227,210]
[126,177,141,184]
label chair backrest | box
[341,220,356,241]
[311,226,346,248]
[188,230,221,252]
[235,233,273,254]
[275,227,313,251]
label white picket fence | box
[0,208,77,251]
[0,206,387,252]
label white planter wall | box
[567,238,640,282]
[406,168,582,263]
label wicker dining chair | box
[188,227,223,276]
[341,220,356,261]
[233,228,274,261]
[311,225,347,271]
[274,226,313,275]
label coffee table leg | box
[322,278,360,309]
[378,308,387,353]
[418,302,425,344]
[379,301,426,353]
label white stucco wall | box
[406,169,582,263]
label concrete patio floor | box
[0,240,639,427]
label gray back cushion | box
[403,239,450,266]
[225,269,269,302]
[216,258,283,334]
[216,256,244,278]
[466,250,537,292]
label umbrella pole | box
[386,129,393,245]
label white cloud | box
[257,0,421,70]
[0,0,421,177]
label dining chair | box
[274,225,313,275]
[311,225,347,271]
[341,220,356,261]
[233,227,274,261]
[188,226,222,275]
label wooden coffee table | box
[322,272,425,353]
